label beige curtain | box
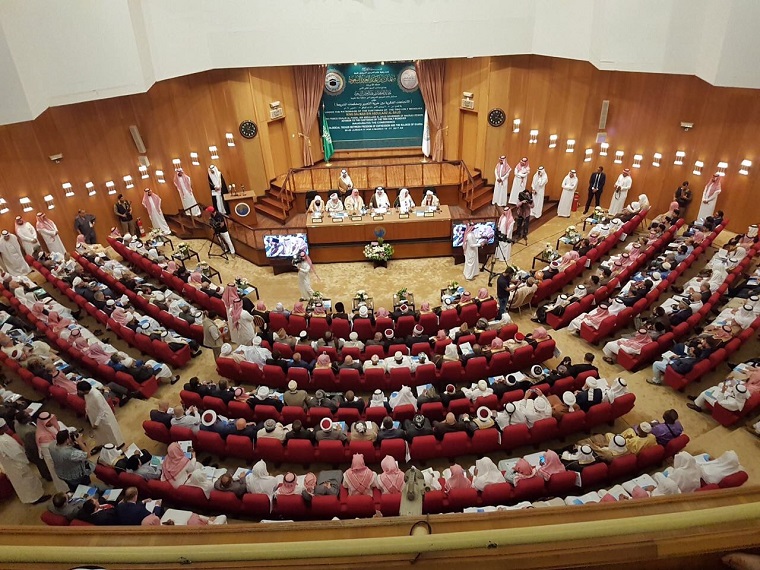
[415,59,445,162]
[294,65,327,166]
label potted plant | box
[363,242,394,268]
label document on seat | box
[73,485,98,499]
[102,488,123,502]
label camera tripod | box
[207,231,230,261]
[480,238,515,287]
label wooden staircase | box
[254,182,293,223]
[463,168,496,212]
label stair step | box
[254,202,288,222]
[470,191,495,212]
[260,196,288,210]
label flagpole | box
[322,103,332,166]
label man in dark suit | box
[149,401,173,428]
[566,353,598,377]
[584,166,607,214]
[209,379,235,404]
[375,417,406,443]
[115,487,154,525]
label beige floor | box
[1,208,758,526]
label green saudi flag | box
[321,108,334,162]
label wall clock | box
[239,120,258,139]
[487,108,506,127]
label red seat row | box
[71,251,203,344]
[532,209,649,305]
[52,435,721,524]
[143,392,636,465]
[0,284,159,398]
[579,221,723,344]
[27,256,191,369]
[180,370,603,427]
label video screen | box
[452,222,496,248]
[264,234,309,258]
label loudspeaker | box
[598,100,610,130]
[129,125,147,154]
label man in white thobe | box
[142,189,171,235]
[462,224,484,280]
[338,169,353,194]
[35,212,66,254]
[608,169,633,216]
[491,156,511,207]
[227,299,255,346]
[79,382,125,448]
[344,189,365,215]
[14,216,40,256]
[0,433,47,504]
[557,170,578,217]
[530,166,549,218]
[297,253,314,300]
[174,169,201,216]
[208,165,228,215]
[508,157,530,205]
[697,173,722,221]
[0,231,31,276]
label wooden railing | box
[275,160,476,216]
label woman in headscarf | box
[83,339,117,365]
[377,456,405,494]
[472,457,505,491]
[342,454,378,496]
[506,458,538,484]
[557,250,580,272]
[444,464,473,492]
[375,307,390,319]
[276,472,299,496]
[419,301,434,315]
[525,326,551,349]
[161,442,198,488]
[186,469,213,499]
[245,460,280,497]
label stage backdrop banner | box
[322,62,425,150]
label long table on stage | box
[305,206,454,263]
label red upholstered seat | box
[464,357,489,384]
[336,406,361,424]
[331,318,351,341]
[228,400,255,421]
[579,462,609,487]
[478,299,499,321]
[209,490,242,515]
[446,488,479,512]
[281,406,307,425]
[392,404,416,423]
[558,411,587,439]
[378,438,406,463]
[440,431,471,460]
[286,315,307,336]
[313,368,338,391]
[545,470,577,496]
[41,511,70,526]
[440,361,464,384]
[414,364,437,386]
[420,402,445,422]
[225,435,255,462]
[388,368,413,391]
[143,420,171,444]
[286,367,310,390]
[316,440,347,465]
[195,430,226,458]
[241,493,272,517]
[480,482,513,506]
[470,429,500,455]
[636,445,665,470]
[364,345,386,361]
[459,304,479,327]
[611,393,636,417]
[351,318,375,341]
[378,493,401,517]
[273,494,308,519]
[310,495,340,519]
[608,454,638,481]
[202,396,227,416]
[501,424,531,452]
[307,317,329,339]
[216,358,242,383]
[585,402,614,428]
[343,495,376,518]
[423,490,445,514]
[286,439,316,466]
[262,364,287,390]
[418,312,439,336]
[253,405,281,423]
[439,309,460,331]
[530,417,559,445]
[255,437,285,464]
[513,476,547,501]
[395,316,417,338]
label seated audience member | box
[366,389,392,414]
[245,460,281,498]
[560,444,599,472]
[160,442,199,488]
[77,497,118,525]
[687,381,750,414]
[116,486,158,525]
[349,420,378,442]
[186,469,214,499]
[170,406,201,433]
[342,454,378,496]
[649,409,684,446]
[440,384,466,407]
[472,457,505,491]
[404,414,434,441]
[444,464,473,492]
[283,381,309,409]
[376,416,406,442]
[48,492,85,521]
[285,420,314,442]
[149,401,173,428]
[276,472,300,496]
[433,412,466,440]
[377,456,405,494]
[313,470,343,497]
[125,451,161,480]
[574,377,606,411]
[315,417,347,442]
[257,419,288,442]
[340,390,366,413]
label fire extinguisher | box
[136,217,146,237]
[571,192,580,212]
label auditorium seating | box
[27,256,192,368]
[68,434,747,524]
[532,208,649,305]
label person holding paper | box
[116,487,160,525]
[161,442,199,488]
[78,381,125,448]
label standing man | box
[202,310,223,360]
[174,168,201,216]
[13,216,39,256]
[530,166,549,219]
[584,166,606,214]
[142,188,171,235]
[608,168,633,215]
[496,269,512,317]
[508,157,530,205]
[0,433,49,504]
[0,230,31,276]
[697,173,722,221]
[35,212,66,254]
[515,187,534,243]
[114,194,137,236]
[674,182,693,220]
[206,206,235,255]
[495,206,515,263]
[78,381,125,449]
[74,209,97,244]
[491,156,512,207]
[462,223,484,281]
[208,165,229,215]
[50,430,93,492]
[557,170,578,217]
[338,169,353,194]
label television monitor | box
[451,222,496,248]
[264,233,309,258]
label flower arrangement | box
[396,287,408,300]
[541,243,560,261]
[364,242,394,261]
[235,276,250,289]
[447,281,459,294]
[564,225,581,243]
[354,290,370,302]
[311,291,323,300]
[147,228,163,240]
[175,242,190,257]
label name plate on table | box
[423,211,435,218]
[398,213,409,219]
[311,217,323,223]
[372,215,385,221]
[331,217,344,223]
[350,215,363,222]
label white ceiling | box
[1,0,759,125]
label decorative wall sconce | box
[62,182,74,197]
[121,176,132,190]
[172,159,181,170]
[139,165,149,179]
[600,142,609,156]
[0,198,7,215]
[632,154,643,168]
[226,133,235,147]
[548,134,558,149]
[693,161,703,175]
[674,151,685,165]
[155,170,166,184]
[20,197,32,212]
[43,194,54,210]
[529,130,538,144]
[512,119,520,133]
[86,182,96,196]
[209,146,219,160]
[716,161,728,176]
[190,152,200,166]
[652,153,662,167]
[614,151,624,164]
[740,159,752,176]
[584,149,593,162]
[565,139,575,153]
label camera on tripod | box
[496,231,514,245]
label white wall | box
[0,0,759,125]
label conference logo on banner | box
[322,62,425,150]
